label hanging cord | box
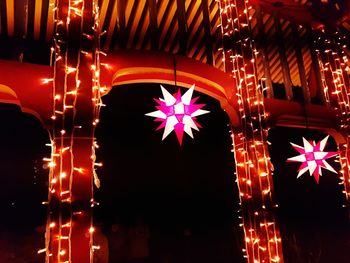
[302,95,309,130]
[173,54,177,92]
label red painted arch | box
[0,51,342,140]
[0,52,241,126]
[100,51,240,125]
[0,59,53,124]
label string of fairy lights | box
[90,1,108,259]
[37,1,106,262]
[314,28,350,206]
[218,0,282,262]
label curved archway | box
[0,60,53,125]
[100,51,346,145]
[101,51,240,126]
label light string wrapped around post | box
[314,28,350,207]
[218,0,283,262]
[90,0,107,258]
[38,1,105,262]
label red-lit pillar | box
[218,0,284,262]
[41,1,102,262]
[47,136,94,263]
[313,28,350,209]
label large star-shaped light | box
[287,136,338,183]
[145,84,209,145]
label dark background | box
[94,84,242,262]
[268,127,350,263]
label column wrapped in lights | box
[314,28,350,206]
[38,1,104,262]
[218,0,283,262]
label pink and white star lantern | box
[287,136,338,183]
[145,84,209,145]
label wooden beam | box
[14,0,27,38]
[104,0,118,50]
[6,0,14,36]
[190,31,205,58]
[135,1,150,49]
[115,0,127,49]
[292,24,310,103]
[33,0,42,39]
[129,1,147,49]
[0,0,5,34]
[161,11,178,52]
[187,2,201,45]
[99,0,110,31]
[201,0,213,65]
[45,0,55,42]
[176,0,187,55]
[274,15,293,100]
[26,0,34,39]
[255,6,273,98]
[124,0,141,48]
[39,0,49,42]
[148,0,159,50]
[158,1,176,50]
[308,27,326,105]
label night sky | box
[0,83,349,262]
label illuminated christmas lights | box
[218,0,283,262]
[315,28,350,204]
[40,0,103,262]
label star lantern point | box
[287,136,338,183]
[145,85,209,145]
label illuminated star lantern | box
[287,136,338,183]
[145,84,209,145]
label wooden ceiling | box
[0,0,348,89]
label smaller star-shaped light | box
[287,136,338,183]
[145,84,209,145]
